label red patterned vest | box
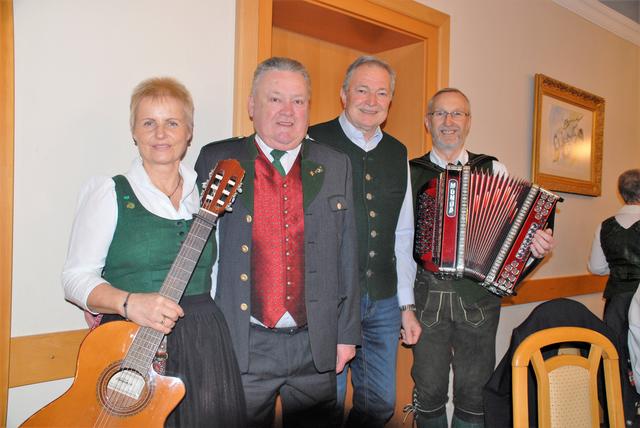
[251,149,306,327]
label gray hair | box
[427,87,471,114]
[619,169,640,203]
[251,57,311,96]
[342,56,396,94]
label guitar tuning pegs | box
[225,206,234,212]
[237,184,243,194]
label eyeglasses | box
[428,110,470,120]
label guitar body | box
[22,321,185,427]
[23,160,245,427]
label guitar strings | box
[92,165,239,425]
[93,216,218,426]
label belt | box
[250,323,308,335]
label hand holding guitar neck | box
[22,159,245,428]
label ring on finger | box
[160,316,166,326]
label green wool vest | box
[600,217,640,298]
[309,120,407,300]
[410,151,499,304]
[102,175,214,296]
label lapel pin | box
[309,166,324,176]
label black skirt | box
[101,293,247,427]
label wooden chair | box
[512,326,625,428]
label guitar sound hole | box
[97,362,154,416]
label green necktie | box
[270,149,287,177]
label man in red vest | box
[195,57,360,428]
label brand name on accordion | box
[446,179,458,217]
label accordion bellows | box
[414,165,561,296]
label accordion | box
[414,165,561,296]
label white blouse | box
[62,157,201,311]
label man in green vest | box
[408,88,555,428]
[308,56,422,427]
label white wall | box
[9,0,640,426]
[9,1,236,425]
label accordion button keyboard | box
[365,174,372,181]
[370,230,377,238]
[366,270,373,278]
[369,251,376,258]
[366,193,373,200]
[369,211,376,218]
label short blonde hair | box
[130,77,194,132]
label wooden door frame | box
[233,0,451,136]
[1,0,14,424]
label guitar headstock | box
[201,159,245,216]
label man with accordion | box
[406,88,556,428]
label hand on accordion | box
[530,228,555,259]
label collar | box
[338,111,383,151]
[129,156,196,202]
[619,204,640,214]
[254,134,303,173]
[429,149,469,169]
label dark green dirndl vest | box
[600,217,640,298]
[102,175,214,296]
[410,151,498,303]
[308,119,407,300]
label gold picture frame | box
[532,74,605,196]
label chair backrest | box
[512,326,625,428]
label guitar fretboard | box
[122,208,219,375]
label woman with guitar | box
[60,77,247,426]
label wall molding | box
[8,274,605,388]
[1,0,14,424]
[553,0,640,46]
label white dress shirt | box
[62,157,201,312]
[338,112,416,307]
[588,205,640,275]
[428,148,508,176]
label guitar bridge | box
[107,369,146,400]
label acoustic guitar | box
[22,159,245,427]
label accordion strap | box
[467,152,498,168]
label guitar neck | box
[123,208,219,374]
[159,209,218,303]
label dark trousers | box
[604,291,636,366]
[242,325,338,428]
[411,272,501,426]
[604,290,640,425]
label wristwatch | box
[399,304,416,312]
